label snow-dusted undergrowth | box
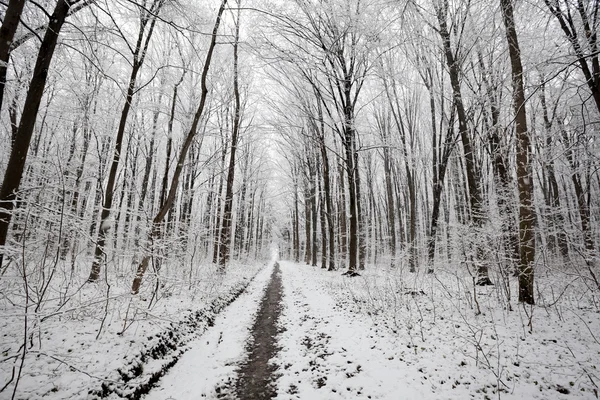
[279,261,599,399]
[0,257,264,400]
[338,264,598,398]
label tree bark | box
[501,0,535,304]
[0,0,71,268]
[0,0,26,113]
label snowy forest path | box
[142,263,277,400]
[234,263,284,399]
[143,262,428,400]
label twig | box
[12,208,32,399]
[96,253,110,340]
[29,351,122,384]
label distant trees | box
[0,0,598,303]
[261,0,392,274]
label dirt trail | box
[234,262,283,399]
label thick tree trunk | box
[344,132,358,272]
[0,0,25,113]
[0,0,71,268]
[501,0,535,304]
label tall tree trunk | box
[539,80,569,258]
[212,141,227,264]
[338,161,347,264]
[304,162,312,265]
[501,0,535,304]
[235,152,249,259]
[88,0,164,282]
[315,98,335,271]
[381,118,397,266]
[218,3,242,268]
[293,167,300,262]
[355,141,366,271]
[318,163,327,269]
[478,51,520,273]
[0,0,71,268]
[132,0,228,294]
[436,1,491,285]
[343,98,360,273]
[428,106,455,271]
[311,156,318,267]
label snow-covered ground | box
[143,264,275,400]
[3,258,598,399]
[140,260,600,399]
[275,261,428,399]
[0,259,263,399]
[279,262,599,399]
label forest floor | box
[0,260,263,400]
[2,260,599,399]
[142,261,600,400]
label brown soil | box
[234,263,283,399]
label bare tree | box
[0,0,75,268]
[500,0,535,304]
[88,0,165,282]
[131,0,229,294]
[218,0,243,268]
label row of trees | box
[0,0,275,294]
[1,0,598,305]
[264,0,598,305]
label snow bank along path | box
[142,264,275,400]
[275,261,426,399]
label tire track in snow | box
[142,264,275,400]
[234,262,284,399]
